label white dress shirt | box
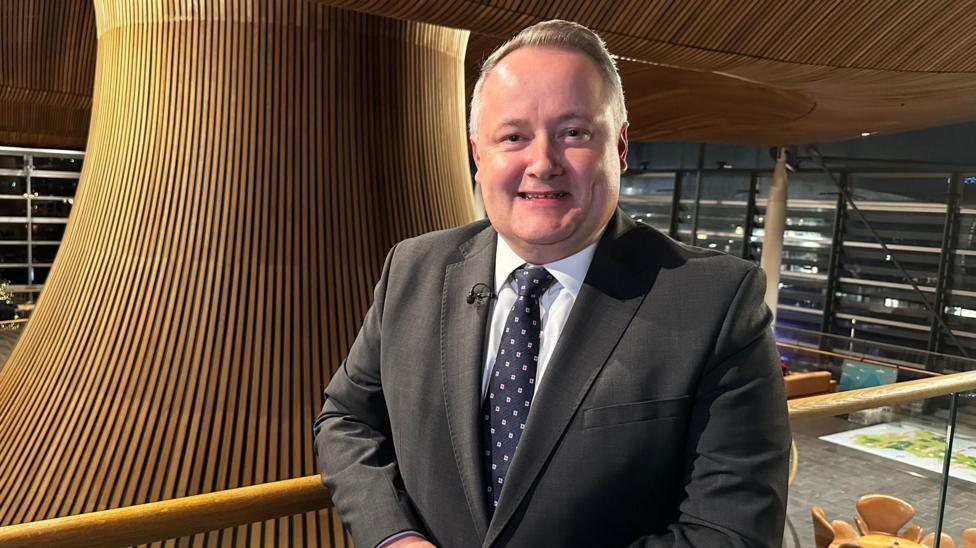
[481,235,598,400]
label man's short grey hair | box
[468,19,628,139]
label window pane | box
[674,172,699,243]
[31,244,59,263]
[32,267,50,285]
[31,199,72,218]
[0,199,27,217]
[618,172,674,233]
[0,176,26,196]
[850,173,950,203]
[31,156,82,172]
[31,223,65,241]
[31,177,78,197]
[0,223,28,240]
[753,173,836,320]
[0,246,28,263]
[0,155,25,170]
[0,267,29,285]
[691,171,751,255]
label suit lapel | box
[441,224,496,539]
[484,211,659,546]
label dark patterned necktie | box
[482,265,555,512]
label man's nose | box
[526,137,563,179]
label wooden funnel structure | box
[0,2,474,546]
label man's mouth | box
[518,191,569,200]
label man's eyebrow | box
[554,112,593,123]
[495,118,527,128]
[494,113,594,129]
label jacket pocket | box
[583,396,690,429]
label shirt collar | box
[493,234,600,299]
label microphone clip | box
[466,283,493,306]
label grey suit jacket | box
[314,209,791,548]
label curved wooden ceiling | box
[6,1,976,146]
[327,0,976,144]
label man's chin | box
[510,229,572,248]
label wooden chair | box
[813,506,835,548]
[856,494,915,535]
[901,523,923,542]
[812,506,859,548]
[921,532,956,548]
[832,520,859,545]
[963,529,976,548]
[784,370,837,398]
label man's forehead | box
[490,46,603,83]
[482,47,608,106]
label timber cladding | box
[0,0,96,149]
[333,0,976,143]
[0,2,474,546]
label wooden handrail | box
[788,369,976,419]
[3,369,976,546]
[0,476,331,547]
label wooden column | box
[0,3,474,547]
[0,0,96,149]
[761,147,788,320]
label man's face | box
[471,46,628,264]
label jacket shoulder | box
[389,217,493,266]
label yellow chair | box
[856,494,915,536]
[812,506,859,548]
[921,532,956,548]
[962,529,976,548]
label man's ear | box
[470,137,482,184]
[618,122,629,173]
[470,137,481,167]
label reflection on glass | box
[618,172,674,233]
[31,224,65,241]
[31,199,72,218]
[689,171,751,255]
[31,156,82,172]
[0,177,25,196]
[0,200,27,217]
[0,246,28,264]
[0,267,29,285]
[788,392,967,547]
[753,174,837,332]
[31,244,58,263]
[0,155,25,170]
[32,177,78,197]
[32,267,50,285]
[0,223,27,240]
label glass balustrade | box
[784,336,976,548]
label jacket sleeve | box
[632,265,792,548]
[313,245,427,548]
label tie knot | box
[513,266,555,298]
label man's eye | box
[563,128,590,140]
[505,134,521,142]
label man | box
[314,19,790,548]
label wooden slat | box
[0,0,95,149]
[327,0,976,144]
[0,3,475,547]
